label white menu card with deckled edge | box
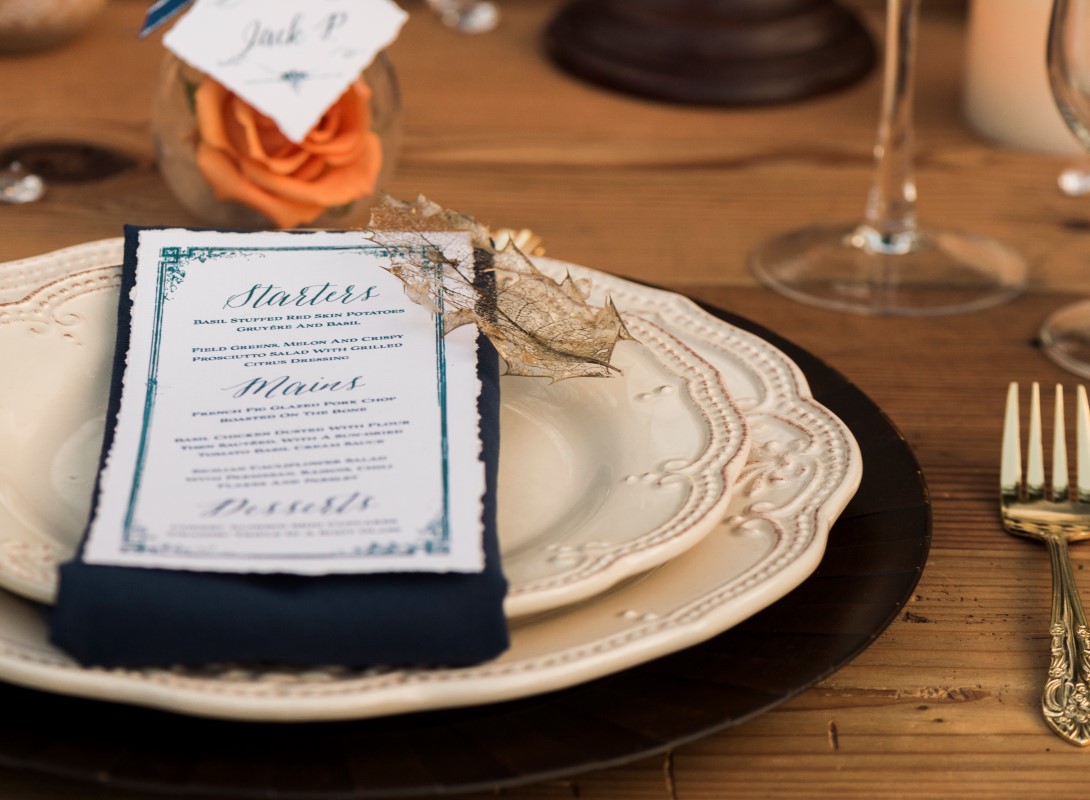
[81,228,487,575]
[163,0,407,143]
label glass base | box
[749,223,1028,316]
[1040,300,1090,379]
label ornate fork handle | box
[1043,535,1090,746]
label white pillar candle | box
[964,0,1081,155]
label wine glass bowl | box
[1049,0,1090,148]
[749,0,1028,316]
[1040,0,1090,377]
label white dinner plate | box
[0,240,749,618]
[0,240,860,722]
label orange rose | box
[193,77,382,229]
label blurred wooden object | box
[546,0,877,104]
[0,0,106,53]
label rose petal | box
[303,81,371,160]
[237,132,382,207]
[194,80,233,151]
[228,97,311,175]
[196,144,326,228]
[292,155,327,182]
[307,104,341,145]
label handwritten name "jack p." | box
[222,12,349,66]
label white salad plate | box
[0,240,749,618]
[0,240,861,722]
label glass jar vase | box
[152,52,401,229]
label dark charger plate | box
[0,305,931,798]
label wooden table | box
[4,1,1090,797]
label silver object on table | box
[0,161,44,204]
[1059,166,1090,196]
[425,0,499,33]
[1001,381,1090,747]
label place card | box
[81,227,488,575]
[162,0,407,143]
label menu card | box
[81,227,488,576]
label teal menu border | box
[120,243,458,560]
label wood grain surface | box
[3,0,1090,797]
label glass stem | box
[860,0,920,254]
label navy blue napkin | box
[49,230,509,668]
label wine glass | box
[749,0,1027,316]
[1041,0,1090,377]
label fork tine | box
[1053,384,1069,501]
[1078,385,1090,501]
[1001,382,1022,497]
[1027,382,1045,499]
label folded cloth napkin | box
[49,233,509,668]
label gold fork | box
[1002,382,1090,746]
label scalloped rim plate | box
[0,241,860,722]
[0,240,749,619]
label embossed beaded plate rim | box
[0,240,862,725]
[0,239,750,620]
[0,273,930,800]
